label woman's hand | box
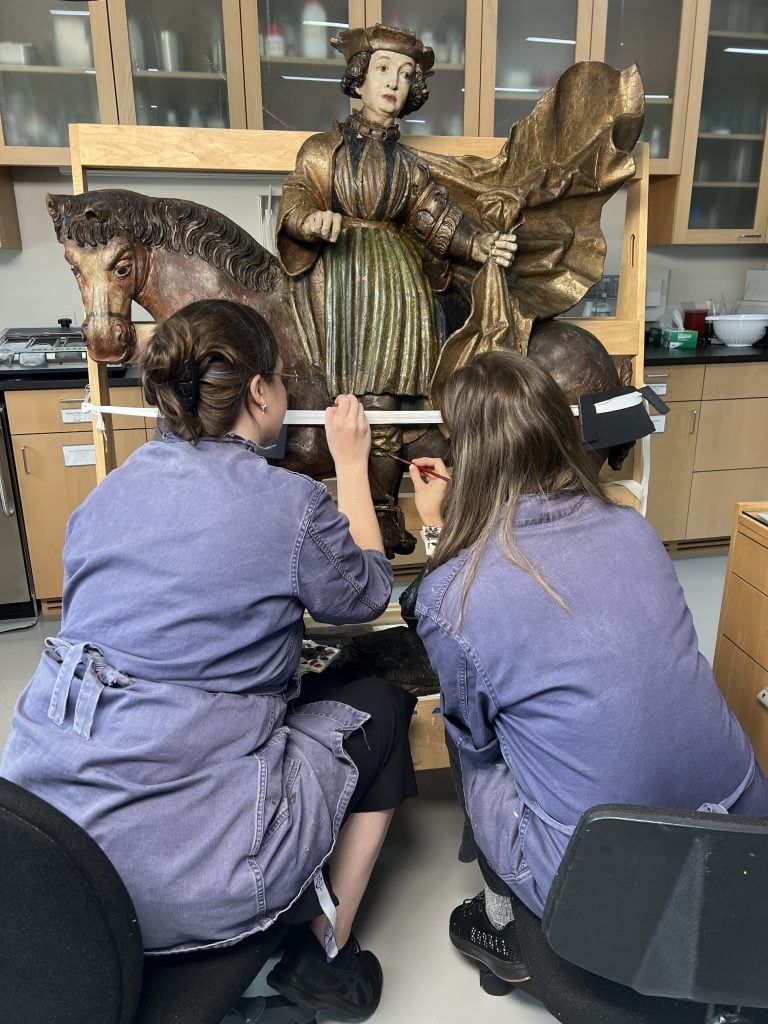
[303,209,343,243]
[408,458,451,528]
[471,230,518,267]
[325,394,370,471]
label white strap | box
[569,391,644,416]
[313,869,339,960]
[80,401,443,427]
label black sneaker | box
[266,930,382,1021]
[449,893,531,983]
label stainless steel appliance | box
[0,402,36,631]
[0,320,127,382]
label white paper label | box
[63,444,96,467]
[647,383,668,396]
[650,415,666,433]
[61,408,91,424]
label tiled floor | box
[0,553,728,1023]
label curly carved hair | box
[340,50,432,116]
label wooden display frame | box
[66,123,649,770]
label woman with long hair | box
[409,349,768,986]
[1,298,417,1022]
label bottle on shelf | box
[264,24,286,58]
[301,2,328,60]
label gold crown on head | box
[331,24,435,71]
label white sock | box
[484,886,514,929]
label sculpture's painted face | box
[358,49,415,125]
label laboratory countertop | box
[645,342,768,367]
[0,366,142,392]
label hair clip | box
[174,355,200,411]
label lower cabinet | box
[713,505,768,771]
[645,361,768,544]
[6,387,148,602]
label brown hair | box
[340,51,431,115]
[431,350,610,606]
[139,299,278,443]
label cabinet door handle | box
[58,397,83,405]
[645,373,670,379]
[689,409,698,434]
[738,233,762,240]
[21,445,30,475]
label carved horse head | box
[46,189,285,364]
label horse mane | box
[49,189,282,293]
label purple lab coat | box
[1,435,393,952]
[417,493,768,916]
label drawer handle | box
[689,409,698,434]
[21,445,30,475]
[738,233,762,240]
[58,398,84,405]
[645,373,670,380]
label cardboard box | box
[648,326,697,349]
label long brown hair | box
[431,350,610,606]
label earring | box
[259,402,267,413]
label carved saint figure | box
[277,25,518,549]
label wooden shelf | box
[0,63,96,75]
[698,132,764,141]
[133,69,227,81]
[692,181,760,188]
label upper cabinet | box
[106,0,247,129]
[479,0,592,138]
[649,0,768,244]
[590,0,696,175]
[0,0,117,164]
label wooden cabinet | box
[713,503,768,770]
[5,387,148,601]
[649,0,768,244]
[105,0,247,130]
[0,0,118,166]
[645,361,768,544]
[590,0,697,174]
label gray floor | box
[0,553,728,1023]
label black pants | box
[282,672,418,925]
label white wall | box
[0,166,283,330]
[1,166,767,331]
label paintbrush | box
[379,450,451,483]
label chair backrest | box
[543,803,768,1009]
[0,776,144,1024]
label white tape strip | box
[80,401,444,427]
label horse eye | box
[69,266,80,278]
[114,262,133,278]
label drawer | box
[719,573,768,672]
[713,636,768,772]
[732,531,768,598]
[644,364,704,402]
[693,398,768,472]
[703,362,768,401]
[685,468,768,540]
[6,387,145,434]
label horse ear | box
[46,193,63,217]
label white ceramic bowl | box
[705,314,768,346]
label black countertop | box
[645,342,768,366]
[0,366,142,391]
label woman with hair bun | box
[1,298,417,1021]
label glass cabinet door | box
[0,0,115,155]
[376,0,471,136]
[480,0,590,138]
[244,0,358,131]
[686,0,768,235]
[595,0,694,173]
[108,0,245,129]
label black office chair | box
[0,776,306,1024]
[511,804,768,1024]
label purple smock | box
[1,435,393,953]
[416,493,768,917]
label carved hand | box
[303,209,343,243]
[471,230,518,268]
